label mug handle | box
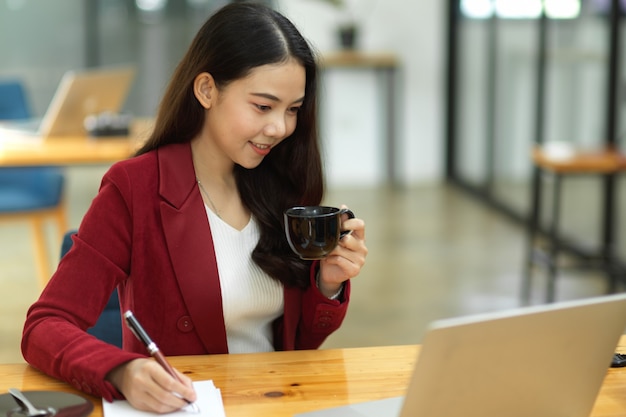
[339,208,355,238]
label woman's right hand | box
[106,358,197,414]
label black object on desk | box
[84,112,132,137]
[611,353,626,367]
[0,390,93,417]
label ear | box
[193,72,215,109]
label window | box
[460,0,581,19]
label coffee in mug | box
[284,206,355,260]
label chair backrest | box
[0,80,65,212]
[0,80,31,120]
[0,167,65,212]
[60,231,123,348]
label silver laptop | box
[0,65,134,138]
[297,293,626,417]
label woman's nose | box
[264,115,287,138]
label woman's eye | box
[256,104,271,111]
[288,106,301,114]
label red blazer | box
[21,143,350,401]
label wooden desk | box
[0,120,152,167]
[3,338,626,417]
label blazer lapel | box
[280,285,302,350]
[157,143,228,353]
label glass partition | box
[448,0,626,267]
[0,0,273,118]
[0,1,85,116]
[450,0,611,216]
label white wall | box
[276,0,446,187]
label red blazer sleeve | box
[22,148,222,400]
[21,165,146,401]
[275,262,351,351]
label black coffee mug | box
[284,206,355,260]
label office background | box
[0,0,619,363]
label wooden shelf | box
[321,51,399,69]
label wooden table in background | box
[2,338,626,417]
[320,51,400,186]
[0,119,152,167]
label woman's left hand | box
[318,206,367,298]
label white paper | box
[102,380,225,417]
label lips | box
[250,141,272,156]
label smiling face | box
[193,58,306,171]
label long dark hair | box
[136,3,323,289]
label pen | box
[123,310,200,413]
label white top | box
[205,206,284,353]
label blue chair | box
[60,230,122,347]
[0,82,30,119]
[0,80,68,287]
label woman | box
[21,2,367,414]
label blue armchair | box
[0,80,68,287]
[60,230,122,347]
